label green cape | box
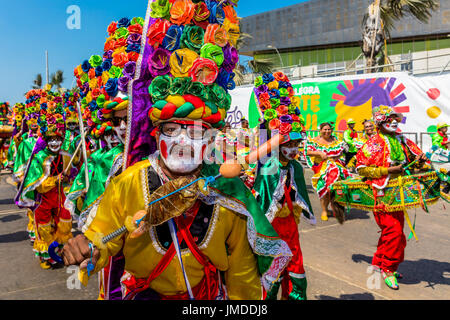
[19,148,60,207]
[199,160,293,292]
[253,157,315,225]
[13,133,37,180]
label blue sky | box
[0,0,308,105]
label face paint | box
[48,138,63,153]
[113,119,127,144]
[159,131,207,174]
[382,119,398,133]
[281,146,299,160]
[104,133,121,149]
[67,123,79,132]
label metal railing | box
[239,51,450,85]
[305,130,420,146]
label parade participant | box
[362,119,376,141]
[356,105,427,290]
[215,121,237,163]
[305,122,350,222]
[0,101,13,169]
[62,1,292,300]
[252,71,315,300]
[12,92,41,184]
[236,117,258,189]
[62,102,81,153]
[6,103,26,170]
[66,16,144,300]
[343,118,358,166]
[432,123,449,150]
[18,91,74,269]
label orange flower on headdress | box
[223,5,238,24]
[204,24,229,47]
[170,0,195,25]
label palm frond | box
[248,58,275,75]
[381,0,438,35]
[50,70,65,89]
[32,74,43,89]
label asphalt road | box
[0,168,449,300]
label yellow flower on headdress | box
[86,91,93,104]
[89,78,99,90]
[291,96,301,108]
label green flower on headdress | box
[80,73,89,84]
[185,81,207,100]
[254,76,263,87]
[149,75,172,101]
[270,98,280,108]
[96,95,106,109]
[279,88,289,97]
[109,66,123,79]
[292,122,302,132]
[288,104,297,114]
[208,83,227,106]
[115,27,129,39]
[169,77,192,96]
[264,108,277,121]
[150,0,172,19]
[89,55,103,68]
[131,17,145,26]
[200,43,224,67]
[180,25,205,53]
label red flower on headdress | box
[112,52,129,68]
[128,51,140,62]
[279,123,292,136]
[128,24,143,35]
[107,22,118,36]
[273,72,289,83]
[269,118,280,130]
[147,19,172,47]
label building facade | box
[240,0,450,77]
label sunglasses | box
[111,116,128,126]
[160,122,208,140]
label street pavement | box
[0,168,449,300]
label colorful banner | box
[230,72,450,138]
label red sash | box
[123,201,219,300]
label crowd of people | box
[1,0,449,300]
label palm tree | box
[362,0,438,71]
[381,0,438,37]
[234,32,275,85]
[50,70,65,89]
[32,74,43,89]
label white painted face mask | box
[67,123,79,132]
[114,120,127,144]
[281,146,299,161]
[104,133,121,149]
[159,132,207,174]
[382,120,399,133]
[48,138,63,153]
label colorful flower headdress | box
[24,89,67,138]
[74,16,144,122]
[373,105,403,125]
[0,102,10,121]
[12,103,25,127]
[146,0,241,129]
[254,72,306,143]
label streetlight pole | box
[45,51,49,86]
[267,45,284,68]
